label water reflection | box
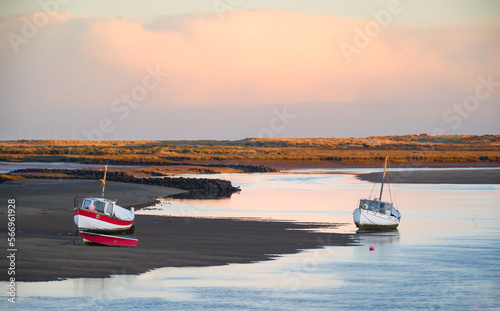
[16,249,347,300]
[138,173,369,229]
[355,230,400,245]
[138,173,499,242]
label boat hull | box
[74,208,133,232]
[80,231,138,247]
[353,208,400,230]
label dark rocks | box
[12,168,240,199]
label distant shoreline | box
[248,160,500,171]
[2,158,499,175]
[356,169,500,184]
[1,135,499,174]
[3,161,499,186]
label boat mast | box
[379,155,388,201]
[100,164,107,198]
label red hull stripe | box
[80,232,138,247]
[75,208,134,226]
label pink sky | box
[0,9,499,139]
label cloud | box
[0,10,498,139]
[2,10,499,107]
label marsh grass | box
[0,174,24,183]
[0,135,498,165]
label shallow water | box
[2,170,500,310]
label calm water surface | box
[2,170,499,310]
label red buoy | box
[369,245,375,251]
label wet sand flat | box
[0,179,355,282]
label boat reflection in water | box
[355,230,400,245]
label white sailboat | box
[353,156,401,230]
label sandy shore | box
[0,179,355,282]
[357,169,500,184]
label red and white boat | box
[73,165,135,233]
[80,231,138,247]
[73,197,135,232]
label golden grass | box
[0,135,498,164]
[0,174,24,183]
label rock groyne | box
[11,168,240,199]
